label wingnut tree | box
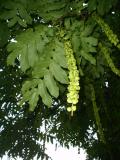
[0,0,120,159]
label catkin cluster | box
[64,40,80,116]
[91,85,106,144]
[99,43,120,76]
[94,15,120,48]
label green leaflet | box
[97,0,113,15]
[82,37,98,46]
[80,25,94,37]
[34,58,50,69]
[21,88,39,111]
[53,51,67,68]
[0,1,32,27]
[31,56,50,78]
[38,80,52,107]
[22,81,32,93]
[44,70,59,98]
[19,87,36,109]
[21,79,53,109]
[88,0,97,12]
[64,18,71,30]
[81,37,98,53]
[52,40,67,68]
[32,68,48,78]
[7,46,20,66]
[71,34,80,53]
[21,80,39,109]
[80,50,96,65]
[29,89,39,111]
[21,80,38,94]
[20,46,30,71]
[27,42,38,67]
[49,61,68,84]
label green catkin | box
[94,15,120,49]
[90,84,106,144]
[58,29,80,116]
[64,39,80,116]
[99,43,120,76]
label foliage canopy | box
[0,0,120,159]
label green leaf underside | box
[38,80,52,107]
[21,79,53,108]
[80,50,96,65]
[49,61,68,84]
[44,70,59,98]
[29,89,39,111]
